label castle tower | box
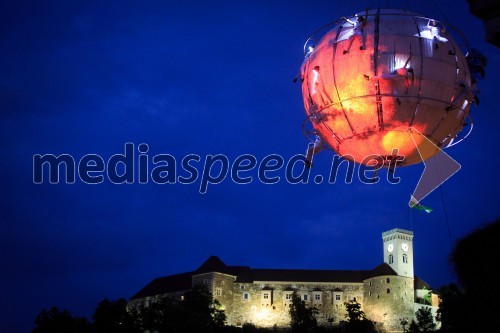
[382,228,414,278]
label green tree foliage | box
[344,300,366,322]
[32,307,90,333]
[183,284,227,332]
[92,298,138,333]
[135,283,226,333]
[343,300,376,333]
[289,291,318,333]
[450,219,499,333]
[135,296,184,332]
[436,283,466,333]
[407,320,420,333]
[33,284,226,333]
[414,307,436,333]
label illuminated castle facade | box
[128,228,439,333]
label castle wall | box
[128,228,440,333]
[223,282,364,328]
[363,275,414,333]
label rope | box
[433,156,454,251]
[409,202,414,232]
[430,0,451,26]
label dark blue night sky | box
[1,1,498,332]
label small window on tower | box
[387,288,391,294]
[386,278,391,283]
[403,254,408,263]
[389,254,394,264]
[335,294,341,301]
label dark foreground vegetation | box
[33,219,499,333]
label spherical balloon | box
[300,9,475,167]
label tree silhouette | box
[182,284,226,332]
[289,291,318,333]
[414,307,436,332]
[435,283,465,333]
[134,283,225,333]
[343,300,376,333]
[407,320,420,333]
[92,298,138,333]
[32,307,90,333]
[450,218,499,332]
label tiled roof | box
[131,271,193,299]
[130,257,398,300]
[245,268,370,283]
[365,263,398,278]
[193,255,250,277]
[414,276,433,290]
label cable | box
[433,156,454,251]
[430,0,451,26]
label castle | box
[128,228,439,332]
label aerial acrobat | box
[297,7,486,171]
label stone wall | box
[363,275,414,333]
[222,282,364,327]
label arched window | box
[403,254,408,263]
[389,254,394,264]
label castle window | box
[243,292,250,301]
[240,285,245,290]
[369,281,372,286]
[312,291,322,304]
[215,288,222,296]
[389,254,394,264]
[261,289,273,304]
[387,288,391,294]
[403,254,408,263]
[303,294,308,301]
[386,278,390,283]
[285,293,293,300]
[335,294,341,301]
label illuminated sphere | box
[300,9,474,166]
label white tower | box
[382,228,414,278]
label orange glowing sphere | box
[300,9,474,166]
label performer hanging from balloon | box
[304,135,324,169]
[426,19,448,49]
[445,81,476,111]
[366,55,414,94]
[343,14,367,54]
